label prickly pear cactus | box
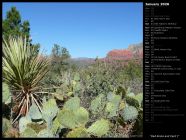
[57,106,89,129]
[110,94,121,105]
[105,93,121,118]
[20,127,37,137]
[19,116,32,133]
[126,96,140,108]
[37,129,54,138]
[29,102,42,120]
[57,109,76,129]
[90,94,105,114]
[52,93,64,101]
[125,92,143,108]
[87,119,110,137]
[116,86,126,98]
[107,92,114,101]
[122,106,138,121]
[134,93,143,107]
[119,100,125,110]
[67,127,88,138]
[26,123,47,133]
[74,107,89,126]
[63,97,80,111]
[51,118,62,135]
[42,98,59,128]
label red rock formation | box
[107,49,133,60]
[106,43,143,60]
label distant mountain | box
[67,43,143,67]
[67,57,95,67]
[71,57,95,61]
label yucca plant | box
[2,36,50,124]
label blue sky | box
[3,2,143,58]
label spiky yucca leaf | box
[2,36,50,123]
[3,36,50,90]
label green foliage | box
[81,64,117,96]
[3,82,11,104]
[132,109,143,135]
[2,118,12,135]
[74,73,80,81]
[87,119,110,137]
[123,60,143,80]
[116,86,126,98]
[51,44,70,73]
[72,80,81,95]
[122,106,138,121]
[42,44,71,87]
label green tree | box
[3,6,39,55]
[61,47,70,60]
[21,20,31,43]
[3,7,21,39]
[51,44,71,72]
[51,44,61,60]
